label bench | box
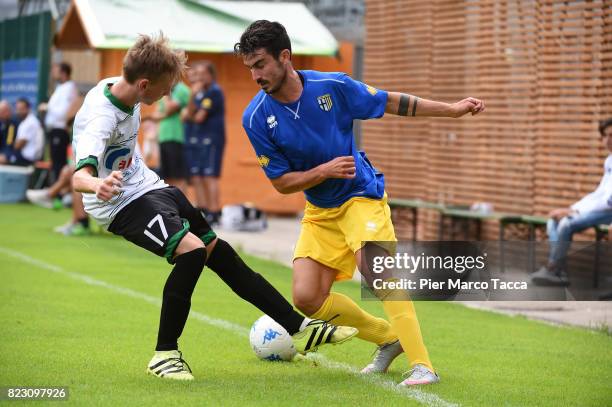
[436,206,505,241]
[595,224,609,289]
[498,215,548,273]
[30,160,52,189]
[388,198,444,241]
[390,201,609,289]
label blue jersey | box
[192,82,225,143]
[0,118,18,157]
[242,70,388,208]
[183,120,194,144]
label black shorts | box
[108,186,216,263]
[160,141,186,179]
[48,128,70,181]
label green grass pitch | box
[1,204,610,406]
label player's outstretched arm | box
[384,92,485,118]
[73,167,123,201]
[270,156,356,194]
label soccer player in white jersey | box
[72,33,358,381]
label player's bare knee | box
[293,290,324,316]
[204,237,218,259]
[174,232,205,258]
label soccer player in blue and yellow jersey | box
[236,20,485,386]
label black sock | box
[206,239,304,335]
[77,217,89,228]
[156,248,206,351]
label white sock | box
[299,317,313,332]
[155,349,178,357]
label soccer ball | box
[249,315,297,361]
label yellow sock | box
[382,300,434,371]
[311,292,397,345]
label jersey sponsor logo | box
[267,115,278,129]
[201,98,212,109]
[257,155,270,168]
[117,157,132,170]
[366,84,378,95]
[104,145,131,170]
[317,94,333,111]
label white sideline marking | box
[0,247,458,407]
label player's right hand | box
[96,171,123,201]
[548,207,572,221]
[323,156,356,179]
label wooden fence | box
[363,0,611,240]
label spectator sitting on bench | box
[26,163,90,235]
[0,100,18,162]
[26,163,74,209]
[0,98,44,166]
[531,118,612,286]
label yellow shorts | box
[293,194,397,281]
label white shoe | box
[26,189,53,208]
[399,364,440,386]
[361,340,403,373]
[146,350,194,380]
[61,193,72,207]
[53,221,74,234]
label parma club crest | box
[366,84,378,95]
[317,94,333,112]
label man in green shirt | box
[155,81,190,192]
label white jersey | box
[571,155,612,214]
[73,77,167,227]
[16,112,44,161]
[45,80,78,129]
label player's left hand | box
[450,97,485,118]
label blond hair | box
[123,32,187,84]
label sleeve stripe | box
[307,78,345,84]
[249,94,267,129]
[75,155,99,177]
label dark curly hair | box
[234,20,291,59]
[599,117,612,137]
